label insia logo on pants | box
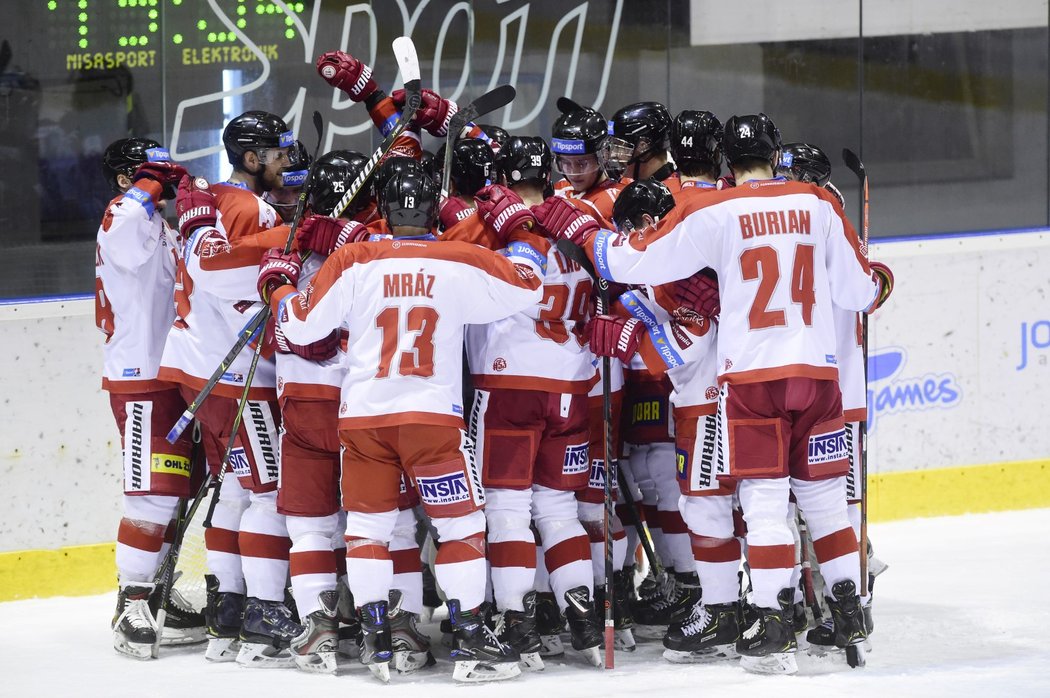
[808,429,847,465]
[417,472,471,506]
[588,459,617,491]
[229,448,251,478]
[563,442,590,475]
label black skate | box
[335,580,361,660]
[792,600,809,635]
[737,588,798,675]
[563,586,603,667]
[449,599,521,682]
[358,600,393,682]
[203,574,244,662]
[634,571,702,635]
[149,581,207,646]
[827,580,868,668]
[594,571,637,651]
[497,591,544,670]
[237,597,303,668]
[389,590,435,674]
[113,583,158,660]
[662,601,739,663]
[535,591,566,657]
[290,589,339,674]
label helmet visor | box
[553,153,601,177]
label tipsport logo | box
[866,347,961,430]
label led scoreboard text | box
[49,0,308,71]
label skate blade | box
[520,651,545,671]
[614,629,636,652]
[740,651,798,675]
[662,644,738,664]
[538,634,564,657]
[293,650,338,674]
[236,642,297,668]
[452,660,522,683]
[161,627,208,646]
[394,649,435,673]
[113,635,155,660]
[869,556,889,577]
[576,645,603,668]
[846,643,867,668]
[367,661,391,683]
[205,637,240,662]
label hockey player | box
[435,138,495,231]
[98,137,206,658]
[600,102,677,187]
[550,104,624,228]
[159,111,300,665]
[535,113,893,675]
[444,137,605,668]
[260,169,543,684]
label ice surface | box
[4,509,1049,698]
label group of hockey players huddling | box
[97,44,895,683]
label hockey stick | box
[597,279,616,669]
[329,36,421,220]
[439,84,517,200]
[797,513,823,626]
[556,239,663,577]
[842,147,869,670]
[165,112,327,445]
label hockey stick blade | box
[842,148,866,183]
[556,96,585,114]
[441,84,517,198]
[392,35,420,85]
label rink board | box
[1,227,1048,600]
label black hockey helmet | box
[600,101,673,180]
[375,157,426,208]
[476,123,510,149]
[222,110,294,169]
[612,179,675,233]
[380,170,440,230]
[551,107,608,156]
[309,149,370,217]
[671,110,723,178]
[101,137,164,193]
[436,139,494,197]
[722,113,782,169]
[778,142,832,187]
[419,149,438,181]
[495,136,552,186]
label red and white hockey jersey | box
[272,237,544,429]
[553,177,627,230]
[159,182,283,400]
[835,306,866,422]
[588,178,880,385]
[95,181,179,393]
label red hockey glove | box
[588,315,645,362]
[132,161,188,200]
[474,184,535,245]
[175,175,218,238]
[673,269,720,323]
[531,196,599,246]
[438,196,475,231]
[258,248,302,303]
[391,88,459,137]
[316,50,377,102]
[275,325,339,362]
[295,215,367,256]
[869,261,894,310]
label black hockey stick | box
[329,36,421,220]
[842,147,869,670]
[439,84,517,200]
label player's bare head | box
[380,170,439,233]
[309,149,370,218]
[495,136,552,191]
[551,105,608,191]
[101,137,163,194]
[601,101,672,181]
[671,110,723,180]
[223,110,294,191]
[612,179,675,234]
[778,142,831,187]
[723,113,782,177]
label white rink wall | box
[1,229,1048,552]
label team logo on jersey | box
[563,443,590,475]
[493,357,507,372]
[229,447,252,478]
[122,368,141,378]
[416,472,471,507]
[808,428,848,465]
[340,402,348,415]
[724,358,733,371]
[705,386,718,400]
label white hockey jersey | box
[159,182,282,400]
[95,183,179,393]
[273,237,544,429]
[589,178,880,385]
[835,306,866,421]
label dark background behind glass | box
[0,0,1046,299]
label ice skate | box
[149,579,207,646]
[564,586,603,668]
[535,591,565,657]
[737,588,798,675]
[112,583,158,660]
[497,591,544,670]
[203,574,244,662]
[357,600,393,683]
[634,571,701,638]
[290,590,339,674]
[448,599,521,683]
[388,590,435,674]
[595,571,637,652]
[662,601,739,664]
[236,597,303,668]
[335,580,361,659]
